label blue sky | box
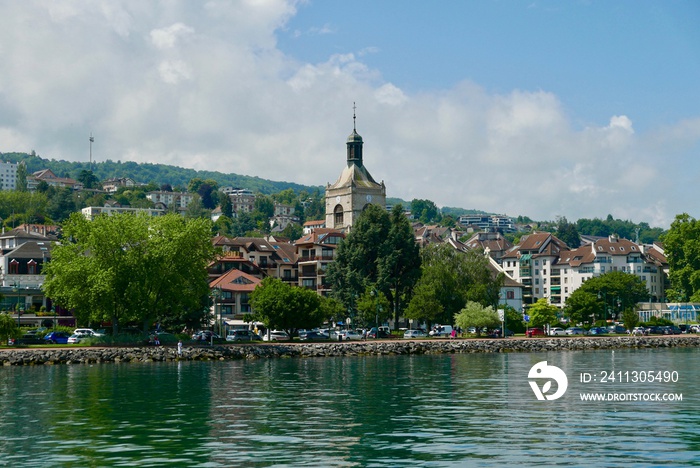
[1,1,699,228]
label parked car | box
[340,330,363,341]
[632,326,648,336]
[489,328,514,338]
[15,332,45,345]
[588,327,609,335]
[661,326,682,335]
[646,326,663,335]
[73,328,103,338]
[44,331,71,344]
[607,325,628,334]
[367,327,391,339]
[226,330,262,342]
[191,330,225,343]
[403,329,427,339]
[526,328,546,337]
[262,330,290,342]
[300,331,327,341]
[548,327,566,336]
[566,327,585,335]
[429,325,453,337]
[67,334,82,344]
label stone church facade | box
[325,116,386,232]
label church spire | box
[347,102,363,166]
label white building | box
[0,161,18,191]
[501,232,667,309]
[146,191,194,209]
[82,205,165,220]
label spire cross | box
[353,102,356,131]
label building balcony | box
[298,255,335,263]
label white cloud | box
[158,60,193,84]
[0,1,698,229]
[150,23,194,50]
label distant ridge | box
[1,151,323,195]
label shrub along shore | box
[1,335,699,366]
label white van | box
[429,325,453,337]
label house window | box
[27,260,37,274]
[9,259,19,274]
[506,290,514,299]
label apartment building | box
[0,161,17,190]
[295,228,345,296]
[146,191,194,210]
[501,232,667,308]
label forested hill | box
[1,151,323,195]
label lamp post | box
[12,281,20,328]
[597,289,607,324]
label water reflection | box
[0,348,698,466]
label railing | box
[298,256,335,262]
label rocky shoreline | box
[2,335,700,366]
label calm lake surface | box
[1,347,699,467]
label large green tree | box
[454,301,499,337]
[43,213,215,333]
[377,205,422,327]
[249,277,324,337]
[554,216,580,248]
[528,298,559,328]
[662,213,700,301]
[563,271,649,323]
[406,243,503,326]
[327,204,421,329]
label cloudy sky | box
[1,1,699,228]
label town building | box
[27,169,82,191]
[0,161,18,191]
[221,188,256,214]
[146,191,194,210]
[501,232,668,310]
[325,111,386,232]
[295,228,345,296]
[458,214,516,233]
[102,177,136,193]
[0,227,54,317]
[81,204,165,220]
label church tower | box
[325,105,386,232]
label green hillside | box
[1,152,323,196]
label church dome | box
[347,129,363,143]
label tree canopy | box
[405,243,503,326]
[563,271,649,324]
[249,277,324,337]
[662,213,700,302]
[327,204,421,329]
[454,301,499,336]
[43,213,216,333]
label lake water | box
[0,347,698,467]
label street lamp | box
[12,281,20,328]
[597,289,607,324]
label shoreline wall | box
[2,336,700,366]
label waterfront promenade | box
[1,335,699,366]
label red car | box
[526,328,546,337]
